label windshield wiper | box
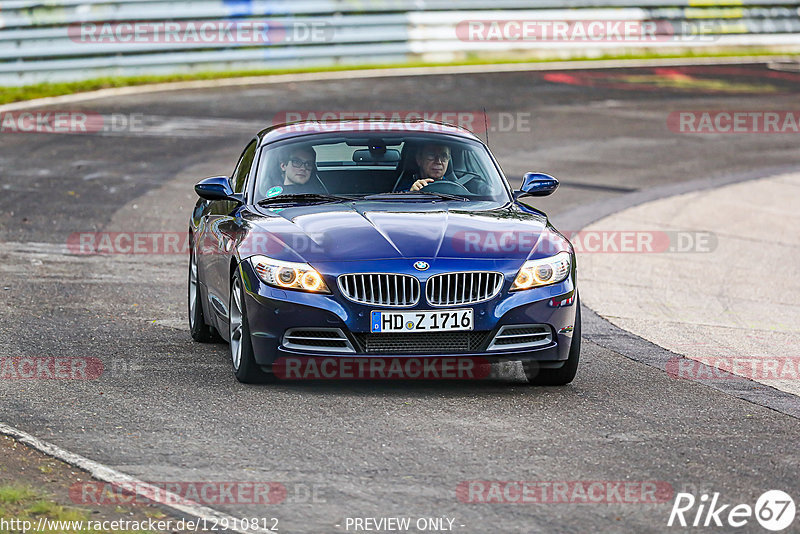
[362,192,468,201]
[413,191,469,201]
[257,193,356,206]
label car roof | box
[256,119,484,146]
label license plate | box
[370,309,473,333]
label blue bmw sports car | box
[189,120,579,385]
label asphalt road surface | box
[1,63,799,533]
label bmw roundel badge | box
[413,261,430,271]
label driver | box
[409,143,451,192]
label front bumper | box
[237,259,578,368]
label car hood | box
[241,201,568,264]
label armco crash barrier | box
[1,0,800,85]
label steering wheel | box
[420,180,472,196]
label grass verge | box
[0,435,188,534]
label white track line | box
[0,55,796,112]
[0,422,270,534]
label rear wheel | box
[524,301,581,386]
[188,247,217,342]
[229,270,270,383]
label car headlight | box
[249,255,330,293]
[511,251,571,291]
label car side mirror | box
[194,176,243,204]
[514,172,559,199]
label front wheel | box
[188,247,218,342]
[229,269,270,383]
[523,301,581,386]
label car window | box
[255,134,511,203]
[464,150,482,173]
[314,142,359,164]
[314,142,403,169]
[233,140,257,194]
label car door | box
[198,138,258,334]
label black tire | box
[188,246,217,342]
[524,302,581,386]
[229,270,271,384]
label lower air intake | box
[283,328,355,353]
[353,331,490,354]
[487,324,553,351]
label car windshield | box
[253,133,511,204]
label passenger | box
[280,145,317,187]
[263,144,326,197]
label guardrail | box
[1,0,799,86]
